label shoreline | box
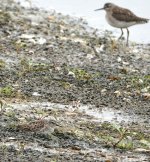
[0,0,150,161]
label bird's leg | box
[118,28,123,40]
[126,28,129,46]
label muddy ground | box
[0,0,150,161]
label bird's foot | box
[118,36,124,40]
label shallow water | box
[18,0,150,43]
[9,102,137,124]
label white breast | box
[105,13,137,28]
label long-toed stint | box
[95,3,149,46]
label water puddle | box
[8,102,136,124]
[78,105,131,123]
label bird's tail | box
[144,18,149,23]
[139,18,149,23]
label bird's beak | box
[94,8,104,11]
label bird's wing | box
[112,7,147,22]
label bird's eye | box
[105,3,111,8]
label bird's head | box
[95,3,115,12]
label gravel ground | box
[0,0,150,161]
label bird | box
[95,3,149,46]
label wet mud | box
[0,0,150,161]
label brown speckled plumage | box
[112,7,149,23]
